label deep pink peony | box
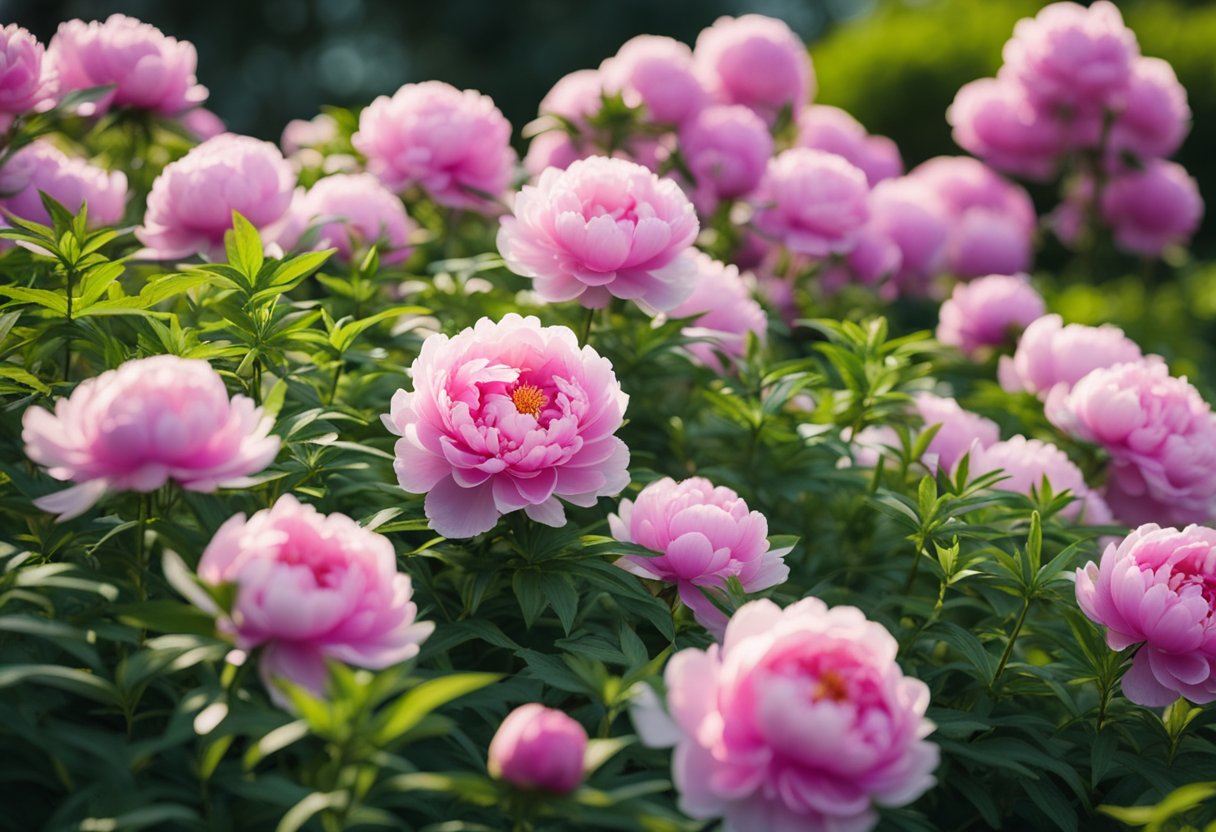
[488,704,588,794]
[693,14,814,124]
[383,314,630,538]
[193,494,432,708]
[1076,523,1216,706]
[937,274,1045,357]
[639,598,938,831]
[0,141,126,228]
[796,105,901,187]
[136,133,295,260]
[1106,57,1190,165]
[278,173,414,266]
[969,436,1111,523]
[753,148,870,258]
[947,77,1067,181]
[353,81,516,210]
[667,252,767,372]
[677,104,772,214]
[998,313,1144,397]
[1100,160,1203,257]
[610,476,790,638]
[864,178,949,297]
[22,355,279,521]
[1047,360,1216,526]
[0,25,57,125]
[497,156,699,311]
[601,35,705,126]
[48,14,207,116]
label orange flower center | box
[811,670,849,703]
[510,384,548,418]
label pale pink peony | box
[693,14,815,124]
[817,224,902,296]
[753,148,870,258]
[194,494,432,708]
[947,77,1067,181]
[497,156,699,311]
[1076,523,1216,706]
[0,25,57,125]
[523,130,584,178]
[1106,57,1190,165]
[1100,160,1203,257]
[538,68,605,127]
[638,598,938,831]
[677,104,773,214]
[277,173,414,266]
[610,477,790,638]
[488,704,588,794]
[22,355,279,521]
[1047,360,1216,526]
[0,141,126,228]
[998,313,1144,397]
[178,107,225,141]
[914,393,1000,473]
[969,435,1111,523]
[601,35,706,125]
[383,314,630,538]
[136,133,296,260]
[47,14,207,116]
[796,105,902,186]
[353,81,515,211]
[936,274,1045,357]
[281,113,339,155]
[668,252,767,372]
[864,178,949,297]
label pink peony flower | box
[538,68,605,127]
[136,133,296,260]
[969,435,1111,523]
[22,355,279,521]
[1099,160,1203,257]
[796,105,903,186]
[277,173,414,266]
[667,252,767,372]
[178,107,225,141]
[998,313,1143,397]
[383,314,631,538]
[0,141,126,228]
[677,104,773,214]
[752,148,870,258]
[601,35,706,126]
[693,14,815,124]
[194,494,432,708]
[914,392,1000,473]
[281,113,339,155]
[0,25,57,126]
[936,274,1045,357]
[864,178,949,297]
[523,130,584,178]
[1047,360,1216,526]
[610,476,791,638]
[47,14,207,116]
[1106,57,1190,165]
[947,77,1067,181]
[488,704,588,794]
[497,156,699,311]
[818,224,902,296]
[353,81,515,211]
[638,598,938,830]
[1076,523,1216,706]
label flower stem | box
[579,305,595,346]
[993,597,1031,686]
[133,492,150,601]
[63,268,74,382]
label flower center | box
[810,670,849,703]
[510,383,548,418]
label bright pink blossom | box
[1100,160,1203,257]
[488,704,588,794]
[937,274,1045,357]
[969,436,1111,523]
[668,252,767,372]
[796,105,902,186]
[0,25,56,126]
[383,314,630,538]
[677,104,772,214]
[947,77,1067,181]
[0,140,126,228]
[1106,57,1190,165]
[601,35,705,125]
[194,495,432,708]
[998,314,1144,397]
[22,355,279,521]
[278,173,414,266]
[693,14,814,124]
[753,148,870,258]
[1076,523,1216,706]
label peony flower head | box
[693,14,815,125]
[136,133,296,260]
[383,314,631,538]
[864,178,949,297]
[0,24,57,124]
[22,355,279,521]
[947,77,1067,181]
[667,251,767,372]
[937,274,1045,357]
[281,113,339,156]
[353,81,515,211]
[998,313,1144,397]
[278,173,414,266]
[610,476,790,638]
[601,35,705,126]
[178,107,225,141]
[638,598,938,830]
[523,130,585,178]
[47,14,207,116]
[677,104,773,214]
[752,148,870,258]
[969,435,1111,523]
[497,156,699,311]
[1100,160,1203,257]
[488,704,589,794]
[796,105,903,186]
[1076,523,1216,706]
[0,141,127,228]
[195,494,432,709]
[538,68,605,127]
[1106,56,1190,165]
[914,392,1000,473]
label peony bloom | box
[194,495,432,708]
[936,274,1045,357]
[353,81,515,211]
[497,156,699,311]
[0,25,57,127]
[638,598,938,831]
[610,477,790,638]
[277,173,414,266]
[969,436,1111,523]
[178,107,225,141]
[22,355,279,521]
[0,141,126,228]
[864,178,949,297]
[693,14,814,125]
[601,35,705,125]
[383,314,631,538]
[817,224,901,296]
[795,105,902,187]
[1100,160,1203,257]
[1106,57,1190,165]
[281,113,339,155]
[1076,523,1216,706]
[537,68,605,127]
[523,130,584,178]
[136,133,296,260]
[488,704,589,794]
[47,14,207,116]
[667,252,767,372]
[677,104,773,214]
[947,77,1067,181]
[998,313,1143,397]
[914,393,999,473]
[1047,360,1216,527]
[752,149,870,258]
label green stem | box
[327,359,344,406]
[579,305,595,346]
[993,597,1031,686]
[134,493,150,601]
[63,268,74,382]
[902,535,927,594]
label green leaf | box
[276,791,347,832]
[0,364,50,394]
[0,663,121,706]
[932,621,995,683]
[0,285,68,314]
[243,719,310,770]
[372,672,501,746]
[512,570,548,628]
[225,211,265,283]
[538,572,579,635]
[78,805,200,832]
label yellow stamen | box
[811,670,848,703]
[510,383,548,417]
